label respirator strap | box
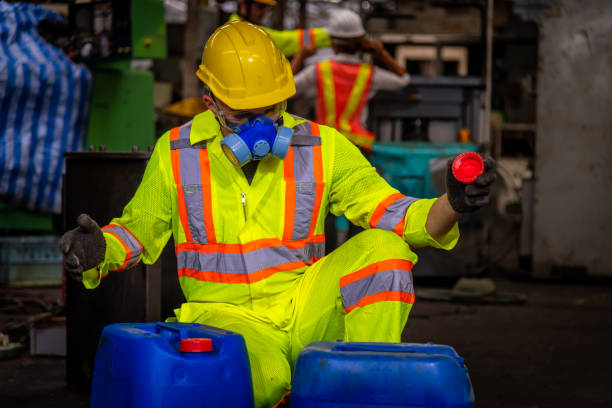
[210,97,239,133]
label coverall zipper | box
[241,192,246,221]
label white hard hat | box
[326,9,366,39]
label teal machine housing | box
[371,142,477,198]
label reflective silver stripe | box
[290,120,317,240]
[104,225,142,269]
[341,268,414,309]
[291,134,321,146]
[175,122,209,244]
[176,241,325,275]
[376,196,418,231]
[170,138,192,150]
[290,116,313,138]
[302,29,311,47]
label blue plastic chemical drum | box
[90,322,254,408]
[291,342,474,408]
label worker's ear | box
[202,94,217,115]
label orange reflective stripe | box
[103,224,144,251]
[369,193,405,228]
[170,127,194,242]
[200,148,216,244]
[283,147,296,241]
[176,234,325,254]
[309,29,316,47]
[341,259,414,313]
[273,392,291,408]
[345,291,415,313]
[393,218,405,237]
[297,28,304,49]
[178,261,306,284]
[339,259,414,287]
[308,122,324,237]
[102,224,143,271]
[103,229,132,272]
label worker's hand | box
[445,156,497,213]
[59,214,106,282]
[360,37,384,55]
[300,44,317,59]
[291,44,317,74]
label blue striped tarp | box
[0,2,91,214]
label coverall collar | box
[190,110,223,145]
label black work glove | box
[59,214,106,282]
[446,156,497,213]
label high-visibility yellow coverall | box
[228,13,331,57]
[84,111,459,407]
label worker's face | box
[203,94,285,131]
[239,0,271,25]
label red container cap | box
[179,338,213,353]
[452,152,484,184]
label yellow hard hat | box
[196,21,295,110]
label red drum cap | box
[452,152,484,184]
[180,338,213,352]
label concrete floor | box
[404,278,612,408]
[0,276,611,408]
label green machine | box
[87,63,158,152]
[70,0,168,152]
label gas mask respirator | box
[219,114,294,167]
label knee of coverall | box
[288,228,416,360]
[338,229,416,341]
[343,228,418,265]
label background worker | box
[292,9,410,153]
[59,22,496,408]
[229,0,331,57]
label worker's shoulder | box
[153,120,190,153]
[155,128,172,148]
[155,112,218,150]
[290,115,346,146]
[316,124,348,150]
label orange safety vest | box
[315,60,375,150]
[168,118,327,298]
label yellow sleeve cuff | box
[82,263,104,289]
[82,233,116,289]
[403,198,460,250]
[313,28,331,48]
